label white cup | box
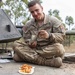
[31,35,36,41]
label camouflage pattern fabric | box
[13,15,65,67]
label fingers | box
[29,41,37,48]
[38,30,49,39]
[38,30,45,35]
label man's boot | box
[45,57,62,68]
[35,56,62,68]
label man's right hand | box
[29,41,37,48]
[38,30,49,39]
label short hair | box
[27,0,41,8]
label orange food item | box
[20,64,32,73]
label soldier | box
[13,0,65,68]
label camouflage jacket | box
[22,15,65,48]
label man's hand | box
[38,30,49,39]
[29,41,37,48]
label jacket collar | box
[31,14,50,26]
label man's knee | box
[13,53,23,62]
[12,42,19,51]
[55,43,65,57]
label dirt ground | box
[64,42,75,53]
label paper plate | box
[18,67,35,74]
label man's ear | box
[41,6,43,10]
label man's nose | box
[34,11,37,15]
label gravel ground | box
[0,60,75,75]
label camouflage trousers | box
[12,38,65,67]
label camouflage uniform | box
[13,15,65,67]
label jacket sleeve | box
[48,17,66,43]
[22,22,31,44]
